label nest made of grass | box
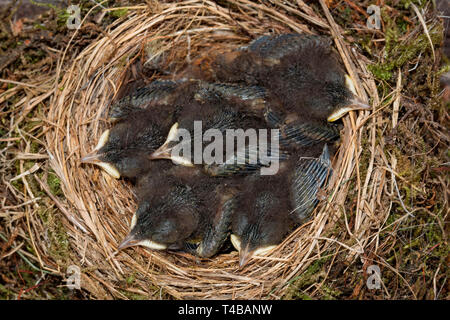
[38,0,389,299]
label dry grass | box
[1,0,447,299]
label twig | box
[411,3,435,62]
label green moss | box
[56,12,69,28]
[295,293,313,300]
[384,212,402,230]
[283,256,333,300]
[399,0,426,9]
[0,284,12,300]
[38,206,49,224]
[368,10,443,81]
[110,8,129,19]
[25,49,46,64]
[38,207,70,266]
[368,66,393,81]
[48,220,70,265]
[120,290,148,300]
[47,171,63,197]
[126,274,135,285]
[33,23,47,30]
[29,0,60,10]
[10,179,24,192]
[321,285,342,300]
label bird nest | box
[43,0,384,299]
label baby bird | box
[85,80,204,179]
[148,89,288,176]
[83,79,202,179]
[118,162,237,258]
[231,144,332,267]
[209,33,370,123]
[110,78,277,123]
[195,80,342,149]
[196,184,238,258]
[118,164,202,251]
[84,77,283,179]
[231,179,294,268]
[108,79,185,122]
[81,109,174,179]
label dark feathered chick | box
[94,80,202,177]
[81,109,173,179]
[195,80,342,149]
[82,79,208,178]
[231,175,294,268]
[108,79,188,122]
[209,33,370,123]
[118,163,238,257]
[195,81,341,149]
[196,184,238,258]
[190,80,339,153]
[84,78,282,178]
[148,88,288,176]
[231,144,332,267]
[110,78,276,122]
[118,165,202,251]
[181,35,358,149]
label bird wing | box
[280,122,341,147]
[194,82,288,128]
[290,144,333,223]
[195,82,266,103]
[109,79,184,120]
[246,34,333,63]
[197,190,237,258]
[203,142,289,177]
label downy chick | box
[81,109,173,179]
[231,144,333,267]
[210,33,370,123]
[119,163,238,258]
[149,90,288,177]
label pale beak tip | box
[239,256,250,268]
[148,153,158,160]
[118,234,137,250]
[80,153,99,164]
[357,101,371,110]
[149,148,169,160]
[238,247,253,268]
[327,98,371,122]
